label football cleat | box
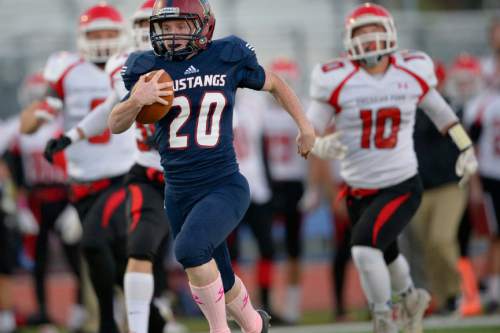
[399,288,431,333]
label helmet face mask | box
[78,4,126,64]
[132,0,155,51]
[446,54,483,105]
[78,29,124,64]
[344,3,397,65]
[150,0,215,61]
[133,18,152,51]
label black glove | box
[44,135,72,163]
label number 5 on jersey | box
[360,107,401,149]
[169,92,226,149]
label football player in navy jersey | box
[108,1,332,332]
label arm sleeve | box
[222,37,266,90]
[73,90,119,138]
[307,100,334,134]
[236,55,266,90]
[418,88,459,132]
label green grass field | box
[17,311,500,333]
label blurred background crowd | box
[1,0,500,332]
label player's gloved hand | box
[131,70,172,107]
[455,146,478,187]
[296,125,316,158]
[44,135,72,163]
[311,132,347,160]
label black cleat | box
[257,309,271,333]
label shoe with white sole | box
[399,288,431,333]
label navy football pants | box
[164,172,250,292]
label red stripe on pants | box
[372,193,411,246]
[128,185,144,232]
[101,189,126,228]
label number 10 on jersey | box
[360,107,401,149]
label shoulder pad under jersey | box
[218,35,257,65]
[393,50,437,88]
[105,51,130,77]
[309,57,357,103]
[43,51,81,84]
[121,51,157,91]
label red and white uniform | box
[464,93,500,180]
[43,51,136,181]
[0,117,20,156]
[263,100,306,182]
[14,118,67,186]
[233,90,271,204]
[107,52,162,171]
[308,50,437,189]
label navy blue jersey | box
[122,36,266,189]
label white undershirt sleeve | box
[306,99,335,134]
[418,88,459,132]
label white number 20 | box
[169,92,227,149]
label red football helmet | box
[78,3,126,63]
[132,0,155,51]
[344,3,397,61]
[18,72,47,108]
[446,53,483,104]
[149,0,216,60]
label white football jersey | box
[16,118,67,186]
[106,51,162,171]
[43,51,136,182]
[308,50,437,189]
[233,90,272,204]
[464,92,500,180]
[263,98,306,182]
[0,116,20,156]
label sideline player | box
[464,75,500,314]
[107,0,341,332]
[262,58,307,323]
[44,1,186,332]
[0,118,20,333]
[12,72,83,327]
[20,4,137,333]
[231,89,276,316]
[307,3,478,332]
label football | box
[135,70,174,124]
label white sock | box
[284,285,301,322]
[0,310,16,333]
[488,275,500,300]
[388,254,414,295]
[352,246,392,312]
[124,272,154,333]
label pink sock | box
[189,274,230,333]
[226,277,262,333]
